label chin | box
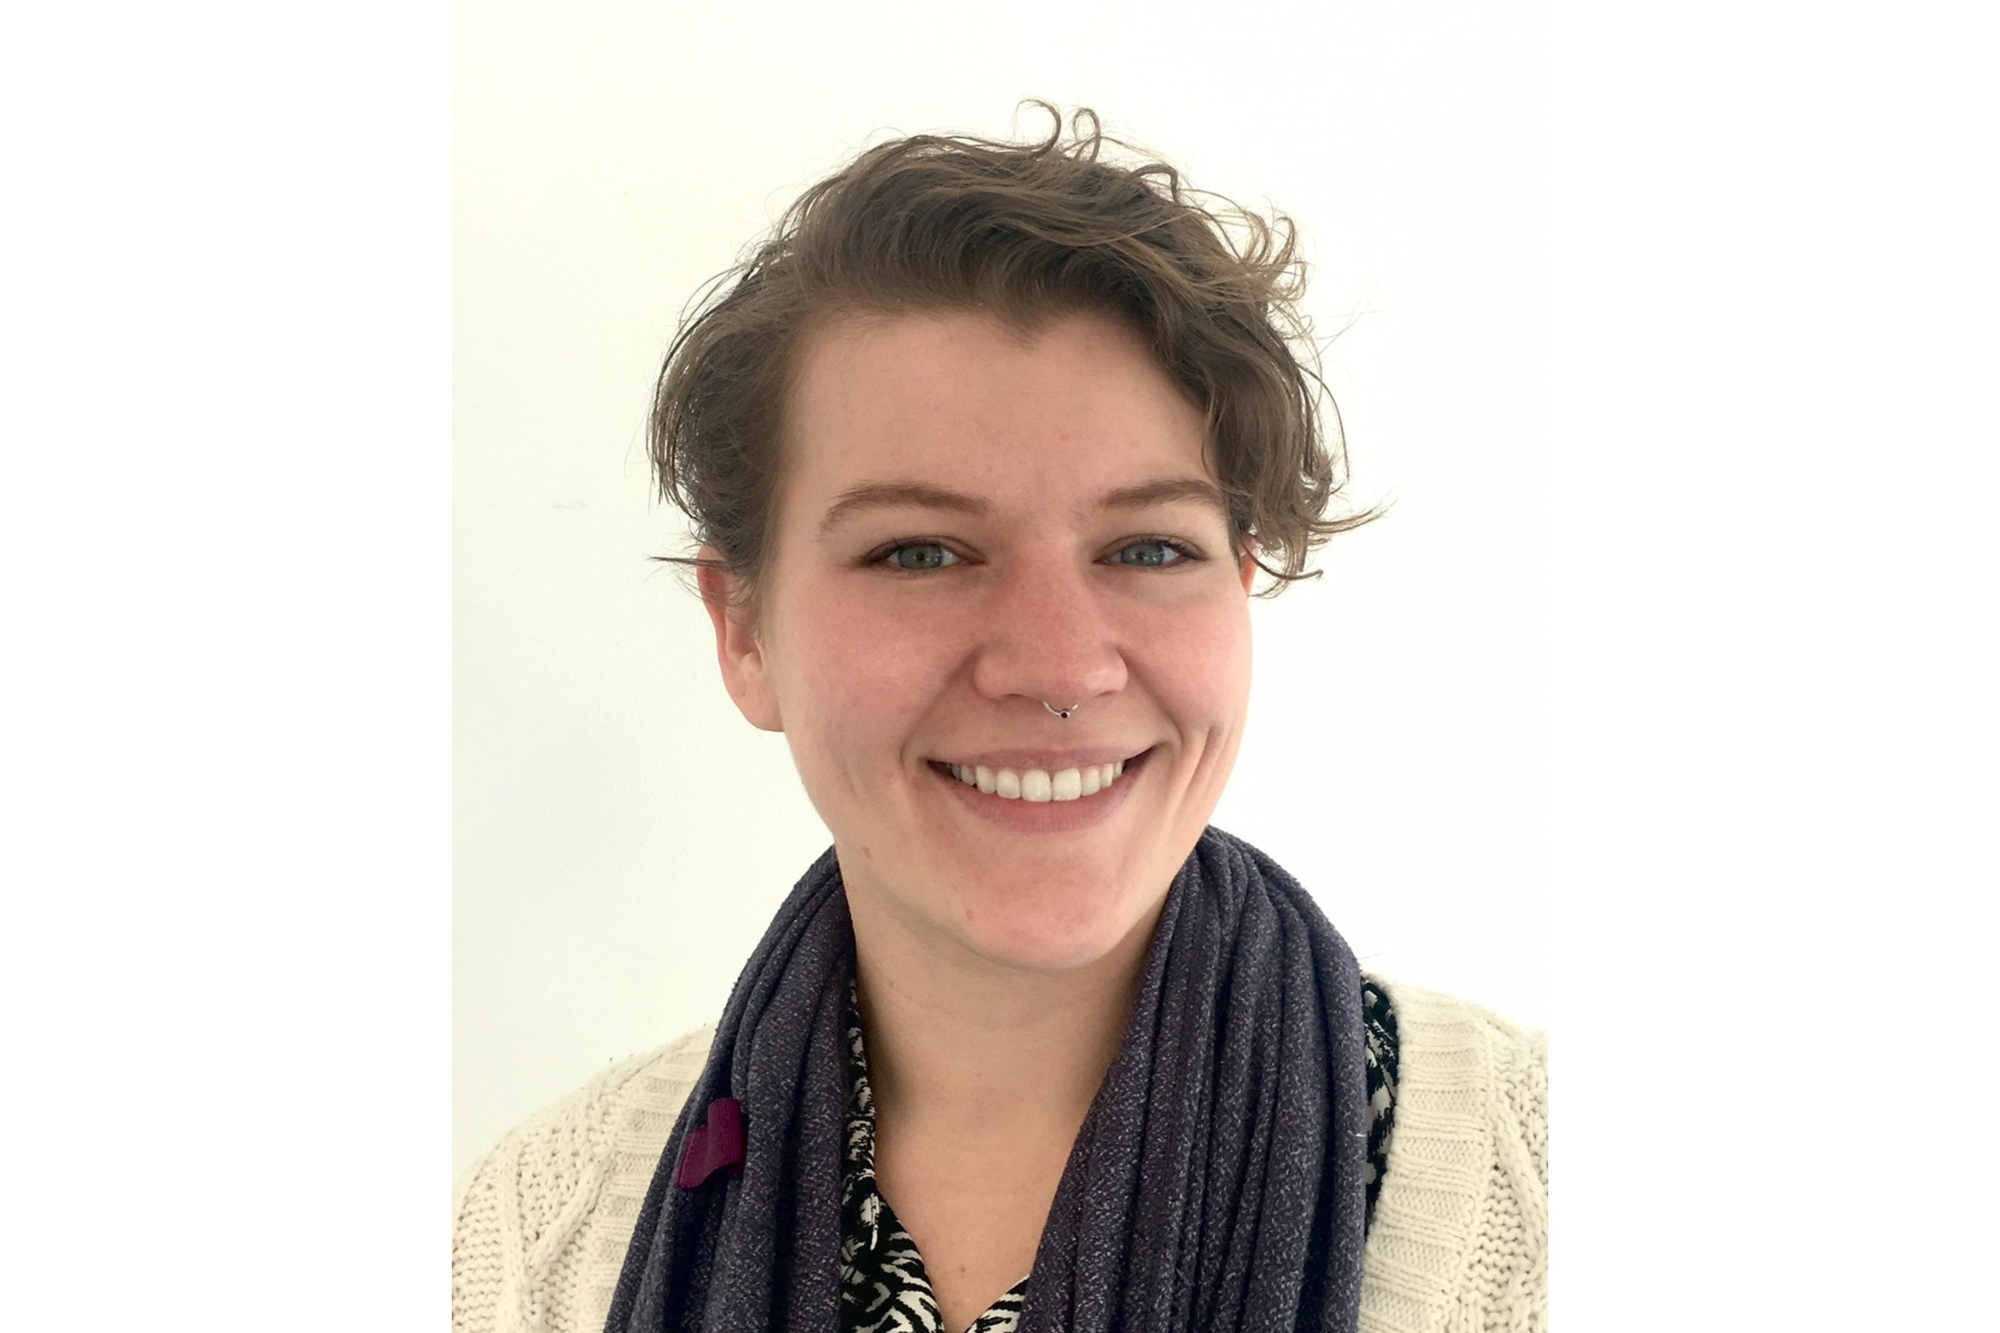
[951,872,1163,975]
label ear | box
[1237,544,1260,595]
[696,550,784,732]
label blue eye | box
[1112,539,1193,568]
[882,542,961,572]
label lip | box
[926,746,1153,833]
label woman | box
[454,109,1546,1333]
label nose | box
[969,555,1128,712]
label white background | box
[6,0,1994,1326]
[455,4,1552,1180]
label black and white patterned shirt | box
[838,979,1400,1333]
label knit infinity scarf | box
[605,827,1369,1333]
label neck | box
[849,899,1158,1141]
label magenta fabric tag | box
[674,1098,745,1188]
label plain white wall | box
[455,1,1549,1180]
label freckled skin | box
[702,309,1256,977]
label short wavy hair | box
[652,104,1374,594]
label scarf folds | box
[605,828,1369,1333]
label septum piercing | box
[1044,701,1080,720]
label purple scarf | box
[606,827,1368,1332]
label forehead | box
[779,308,1213,507]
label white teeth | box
[946,759,1133,803]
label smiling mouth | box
[930,751,1145,803]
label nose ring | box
[1044,701,1080,720]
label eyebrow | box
[817,476,1229,538]
[818,483,989,538]
[1097,478,1230,517]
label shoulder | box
[1360,979,1546,1333]
[1373,978,1545,1111]
[452,1027,715,1333]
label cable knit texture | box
[452,981,1544,1333]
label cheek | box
[1134,598,1254,726]
[767,587,961,756]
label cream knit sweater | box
[452,979,1546,1333]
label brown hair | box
[652,104,1376,594]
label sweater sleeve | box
[452,1029,713,1333]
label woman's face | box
[703,308,1255,976]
